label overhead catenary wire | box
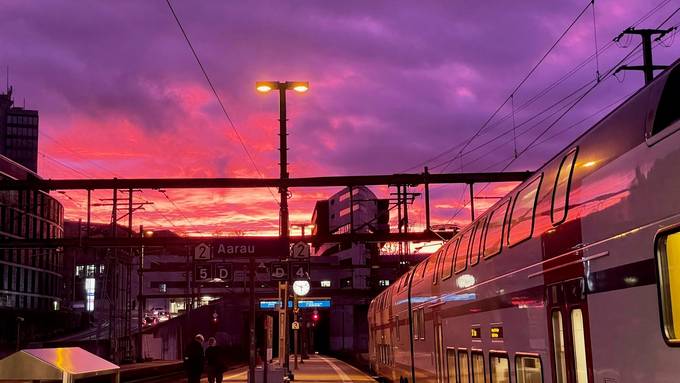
[403,0,673,174]
[165,0,280,209]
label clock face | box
[293,280,310,296]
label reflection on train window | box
[447,348,457,383]
[413,309,420,340]
[455,230,472,274]
[420,259,429,279]
[395,315,400,341]
[508,175,542,246]
[484,200,509,259]
[418,309,425,339]
[652,66,680,135]
[571,309,588,383]
[515,355,542,383]
[443,238,460,280]
[551,149,577,225]
[490,353,510,383]
[657,230,680,344]
[469,216,488,266]
[434,249,446,284]
[458,349,470,383]
[551,311,568,383]
[471,351,486,383]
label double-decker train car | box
[369,59,680,383]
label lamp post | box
[256,80,309,381]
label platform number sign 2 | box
[194,243,211,260]
[290,241,310,259]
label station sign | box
[290,241,311,259]
[290,262,310,279]
[292,321,300,330]
[270,262,288,280]
[193,238,288,259]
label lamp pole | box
[256,80,309,381]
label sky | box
[1,0,679,242]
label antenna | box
[5,66,8,93]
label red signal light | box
[312,309,319,321]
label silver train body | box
[369,60,680,383]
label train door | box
[547,278,593,383]
[434,313,445,383]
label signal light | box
[312,309,319,321]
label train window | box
[489,353,510,383]
[515,354,542,383]
[471,351,485,383]
[508,175,542,247]
[551,311,568,383]
[412,309,419,340]
[656,230,680,344]
[458,349,470,383]
[419,259,430,280]
[442,237,459,280]
[571,309,588,383]
[484,200,510,259]
[447,348,457,383]
[433,250,445,284]
[551,149,578,225]
[418,309,425,339]
[455,230,472,274]
[469,216,488,266]
[401,272,410,291]
[395,315,400,341]
[652,66,680,136]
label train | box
[369,59,680,383]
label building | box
[0,87,39,172]
[0,154,70,356]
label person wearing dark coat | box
[184,334,205,383]
[205,337,224,383]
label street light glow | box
[256,84,273,93]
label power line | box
[165,0,280,209]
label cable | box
[591,0,601,81]
[165,0,280,209]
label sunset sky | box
[1,0,679,240]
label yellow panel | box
[665,232,680,341]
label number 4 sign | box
[290,262,309,279]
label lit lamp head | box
[256,81,277,93]
[287,81,309,93]
[292,280,310,296]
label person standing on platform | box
[184,334,205,383]
[205,337,224,383]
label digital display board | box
[490,326,504,339]
[471,327,481,339]
[259,299,331,310]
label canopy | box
[0,347,119,382]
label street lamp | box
[256,80,309,379]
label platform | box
[221,355,376,383]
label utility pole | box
[615,27,674,84]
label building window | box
[379,279,390,287]
[320,280,331,288]
[159,283,167,293]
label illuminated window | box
[484,200,509,258]
[159,283,167,293]
[490,353,510,383]
[320,280,331,287]
[551,311,567,383]
[552,149,578,225]
[508,175,542,246]
[472,351,485,383]
[571,309,588,383]
[447,348,457,382]
[657,230,680,344]
[458,350,470,383]
[418,309,425,339]
[454,230,472,274]
[379,279,390,287]
[515,355,542,383]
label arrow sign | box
[270,262,288,281]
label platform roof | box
[0,347,119,381]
